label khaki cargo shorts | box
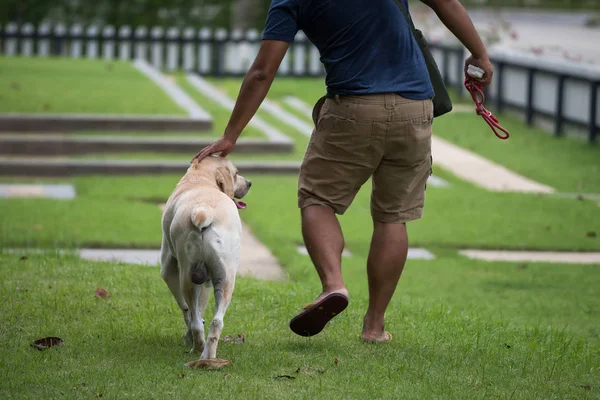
[298,93,433,224]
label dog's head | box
[190,155,252,207]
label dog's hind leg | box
[160,252,192,344]
[201,273,237,360]
[181,276,207,353]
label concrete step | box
[0,159,302,177]
[0,113,213,133]
[0,135,293,156]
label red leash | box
[464,77,510,140]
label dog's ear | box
[215,167,234,198]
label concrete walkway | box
[185,74,293,145]
[78,223,287,281]
[133,60,212,121]
[0,183,76,199]
[431,136,555,193]
[460,249,600,265]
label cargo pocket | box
[320,114,373,163]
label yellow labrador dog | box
[160,155,251,362]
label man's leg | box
[301,205,348,300]
[362,221,408,341]
[364,94,434,341]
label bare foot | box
[362,331,392,343]
[313,287,349,304]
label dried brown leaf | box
[95,288,109,300]
[185,358,230,370]
[177,373,185,379]
[582,385,591,391]
[334,357,339,366]
[31,337,64,351]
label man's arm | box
[192,39,290,161]
[420,0,493,86]
[224,39,290,141]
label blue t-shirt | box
[262,0,434,100]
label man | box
[193,0,493,342]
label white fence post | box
[102,25,115,60]
[70,24,83,58]
[198,28,212,74]
[5,23,18,55]
[118,25,131,60]
[21,23,34,56]
[150,26,164,69]
[37,23,51,57]
[134,26,147,61]
[308,43,321,76]
[166,27,179,71]
[182,27,195,71]
[228,29,243,74]
[293,31,307,76]
[86,25,99,59]
[241,29,259,72]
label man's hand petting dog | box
[192,135,236,163]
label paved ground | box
[0,183,76,199]
[460,249,600,264]
[431,136,555,193]
[78,222,287,281]
[413,7,600,65]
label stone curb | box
[0,159,302,177]
[0,136,293,156]
[0,113,213,133]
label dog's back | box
[162,187,242,281]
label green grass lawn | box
[2,70,600,398]
[432,112,600,194]
[0,56,185,115]
[1,233,598,399]
[1,169,598,251]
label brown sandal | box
[289,293,349,337]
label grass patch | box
[0,248,598,398]
[1,172,598,251]
[0,56,185,115]
[432,112,600,193]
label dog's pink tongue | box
[235,201,247,209]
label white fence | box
[0,22,324,77]
[430,43,599,142]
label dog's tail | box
[191,206,214,230]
